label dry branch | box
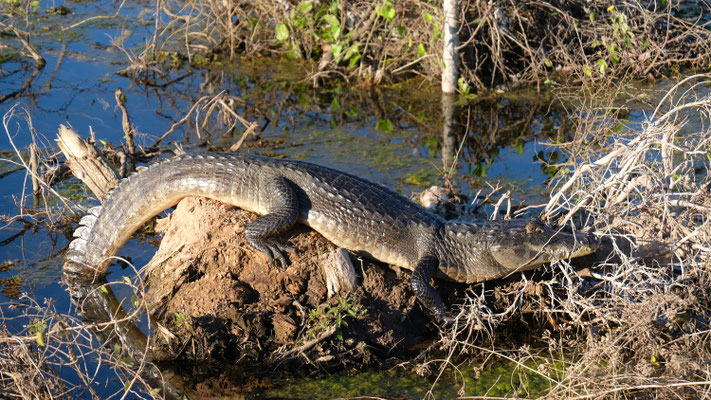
[114,88,136,156]
[276,325,337,360]
[55,125,120,201]
[28,143,39,198]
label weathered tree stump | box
[55,125,120,201]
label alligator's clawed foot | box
[248,238,297,269]
[267,240,297,269]
[433,306,456,326]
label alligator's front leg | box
[411,255,449,321]
[244,173,298,268]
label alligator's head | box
[441,218,600,282]
[488,218,599,272]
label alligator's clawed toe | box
[247,237,292,269]
[433,306,455,326]
[274,241,297,255]
[265,241,291,269]
[273,253,289,269]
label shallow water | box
[0,1,679,398]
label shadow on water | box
[0,1,588,397]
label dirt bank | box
[143,197,464,375]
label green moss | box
[398,167,439,188]
[265,354,568,398]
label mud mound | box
[143,197,443,374]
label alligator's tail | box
[63,154,255,279]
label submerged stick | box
[28,143,40,199]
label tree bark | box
[442,0,459,93]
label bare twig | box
[61,0,128,31]
[276,325,337,360]
[114,88,136,156]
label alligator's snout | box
[490,220,599,272]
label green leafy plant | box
[273,0,360,67]
[597,58,608,75]
[375,118,394,132]
[173,312,191,329]
[472,160,492,178]
[305,297,365,341]
[423,11,441,42]
[375,0,395,24]
[457,77,470,95]
[416,43,427,58]
[534,150,561,179]
[402,167,438,187]
[30,318,47,347]
[344,105,360,119]
[593,6,638,76]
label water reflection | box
[63,275,188,399]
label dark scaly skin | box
[63,154,599,320]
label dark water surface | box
[0,1,651,398]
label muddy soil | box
[143,197,467,381]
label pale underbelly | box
[301,211,412,270]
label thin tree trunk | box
[442,0,459,93]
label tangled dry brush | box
[432,75,711,398]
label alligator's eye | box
[525,222,544,234]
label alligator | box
[63,154,599,321]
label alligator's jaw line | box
[64,154,598,319]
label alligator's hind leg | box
[411,255,449,321]
[244,174,298,268]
